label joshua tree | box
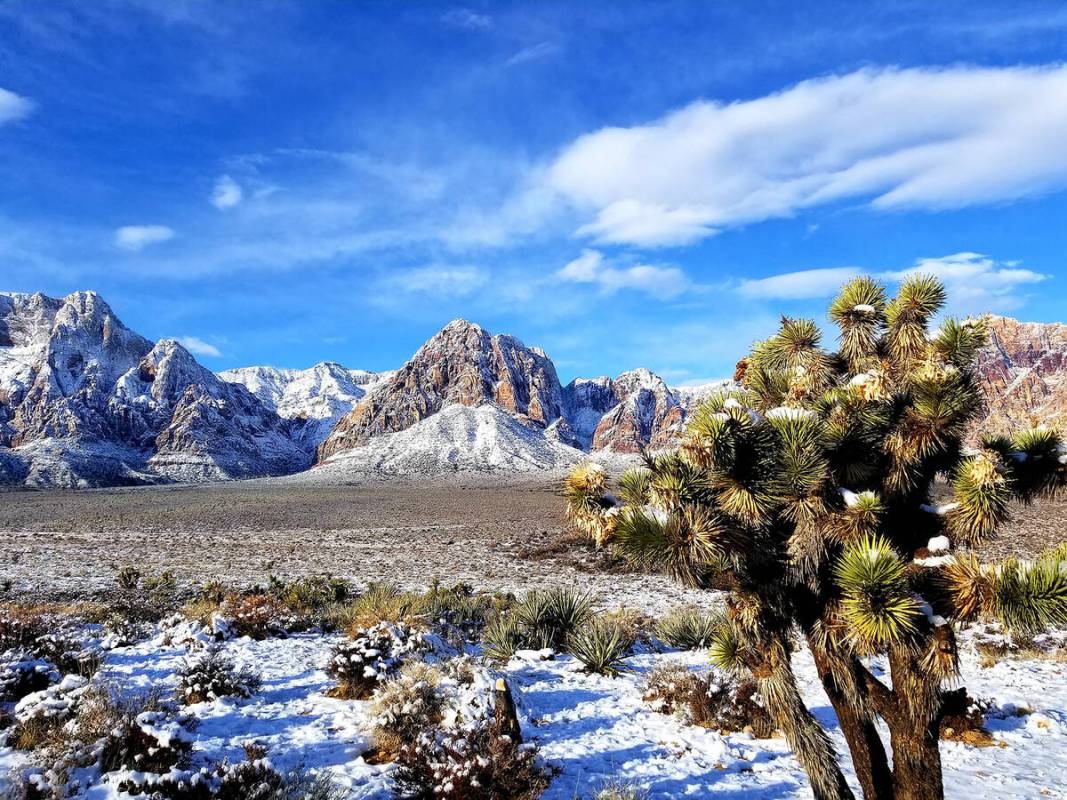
[564,275,1067,800]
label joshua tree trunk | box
[884,647,944,800]
[810,645,894,800]
[756,644,855,800]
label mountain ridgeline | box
[1,290,1064,487]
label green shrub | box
[567,618,631,676]
[654,607,725,650]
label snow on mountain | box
[0,291,307,487]
[220,362,391,449]
[314,403,584,478]
[318,319,564,461]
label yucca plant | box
[564,274,1067,800]
[654,607,726,650]
[567,617,632,676]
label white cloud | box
[547,66,1067,247]
[210,174,243,209]
[442,8,491,30]
[385,265,489,297]
[177,336,222,358]
[506,41,559,67]
[557,249,691,299]
[738,253,1048,315]
[115,225,175,251]
[0,87,34,125]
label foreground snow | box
[4,628,1065,799]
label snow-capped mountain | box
[219,362,391,449]
[0,291,308,487]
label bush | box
[221,594,292,639]
[593,779,650,800]
[642,663,775,737]
[0,605,48,651]
[481,617,527,664]
[654,607,725,650]
[567,618,631,676]
[326,622,422,700]
[393,713,549,800]
[513,588,592,651]
[0,650,58,702]
[369,662,445,759]
[176,648,261,705]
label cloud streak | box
[557,249,691,299]
[738,253,1049,315]
[115,225,175,251]
[210,175,243,209]
[177,336,222,358]
[547,65,1067,246]
[0,87,34,125]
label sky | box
[1,1,1066,384]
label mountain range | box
[1,289,1064,487]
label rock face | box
[318,320,565,461]
[974,315,1067,437]
[0,291,307,487]
[220,362,390,449]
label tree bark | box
[885,647,945,800]
[810,646,894,800]
[757,644,856,800]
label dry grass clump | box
[642,663,775,737]
[593,779,650,800]
[393,711,549,800]
[176,647,261,705]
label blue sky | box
[1,1,1066,383]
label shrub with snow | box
[0,650,59,703]
[176,647,261,705]
[392,712,549,800]
[326,622,422,700]
[220,593,293,640]
[642,663,775,737]
[369,662,445,759]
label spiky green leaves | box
[947,454,1011,546]
[613,505,727,587]
[707,616,748,677]
[618,467,652,506]
[833,535,920,647]
[931,317,988,369]
[994,556,1067,633]
[830,276,887,370]
[1002,427,1067,502]
[886,273,946,368]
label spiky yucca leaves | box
[618,467,652,506]
[946,454,1011,546]
[829,276,887,372]
[885,273,946,370]
[833,536,920,648]
[567,617,632,676]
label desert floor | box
[1,476,1064,612]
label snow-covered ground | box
[4,625,1065,799]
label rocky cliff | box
[974,314,1067,437]
[0,291,307,487]
[318,320,565,461]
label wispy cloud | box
[441,8,492,30]
[381,265,489,298]
[177,335,222,358]
[738,253,1049,315]
[210,174,243,209]
[506,41,559,67]
[547,65,1067,246]
[114,225,175,251]
[557,249,691,299]
[0,87,34,125]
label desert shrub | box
[600,607,654,649]
[939,687,994,746]
[116,565,142,592]
[593,779,650,800]
[220,593,292,639]
[33,633,102,678]
[0,650,59,702]
[369,661,445,759]
[9,674,91,750]
[113,568,182,623]
[273,575,351,612]
[326,622,422,700]
[642,663,775,737]
[481,617,526,664]
[341,583,427,631]
[513,588,592,651]
[0,606,49,651]
[176,648,261,705]
[393,712,549,800]
[654,607,725,650]
[567,618,631,676]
